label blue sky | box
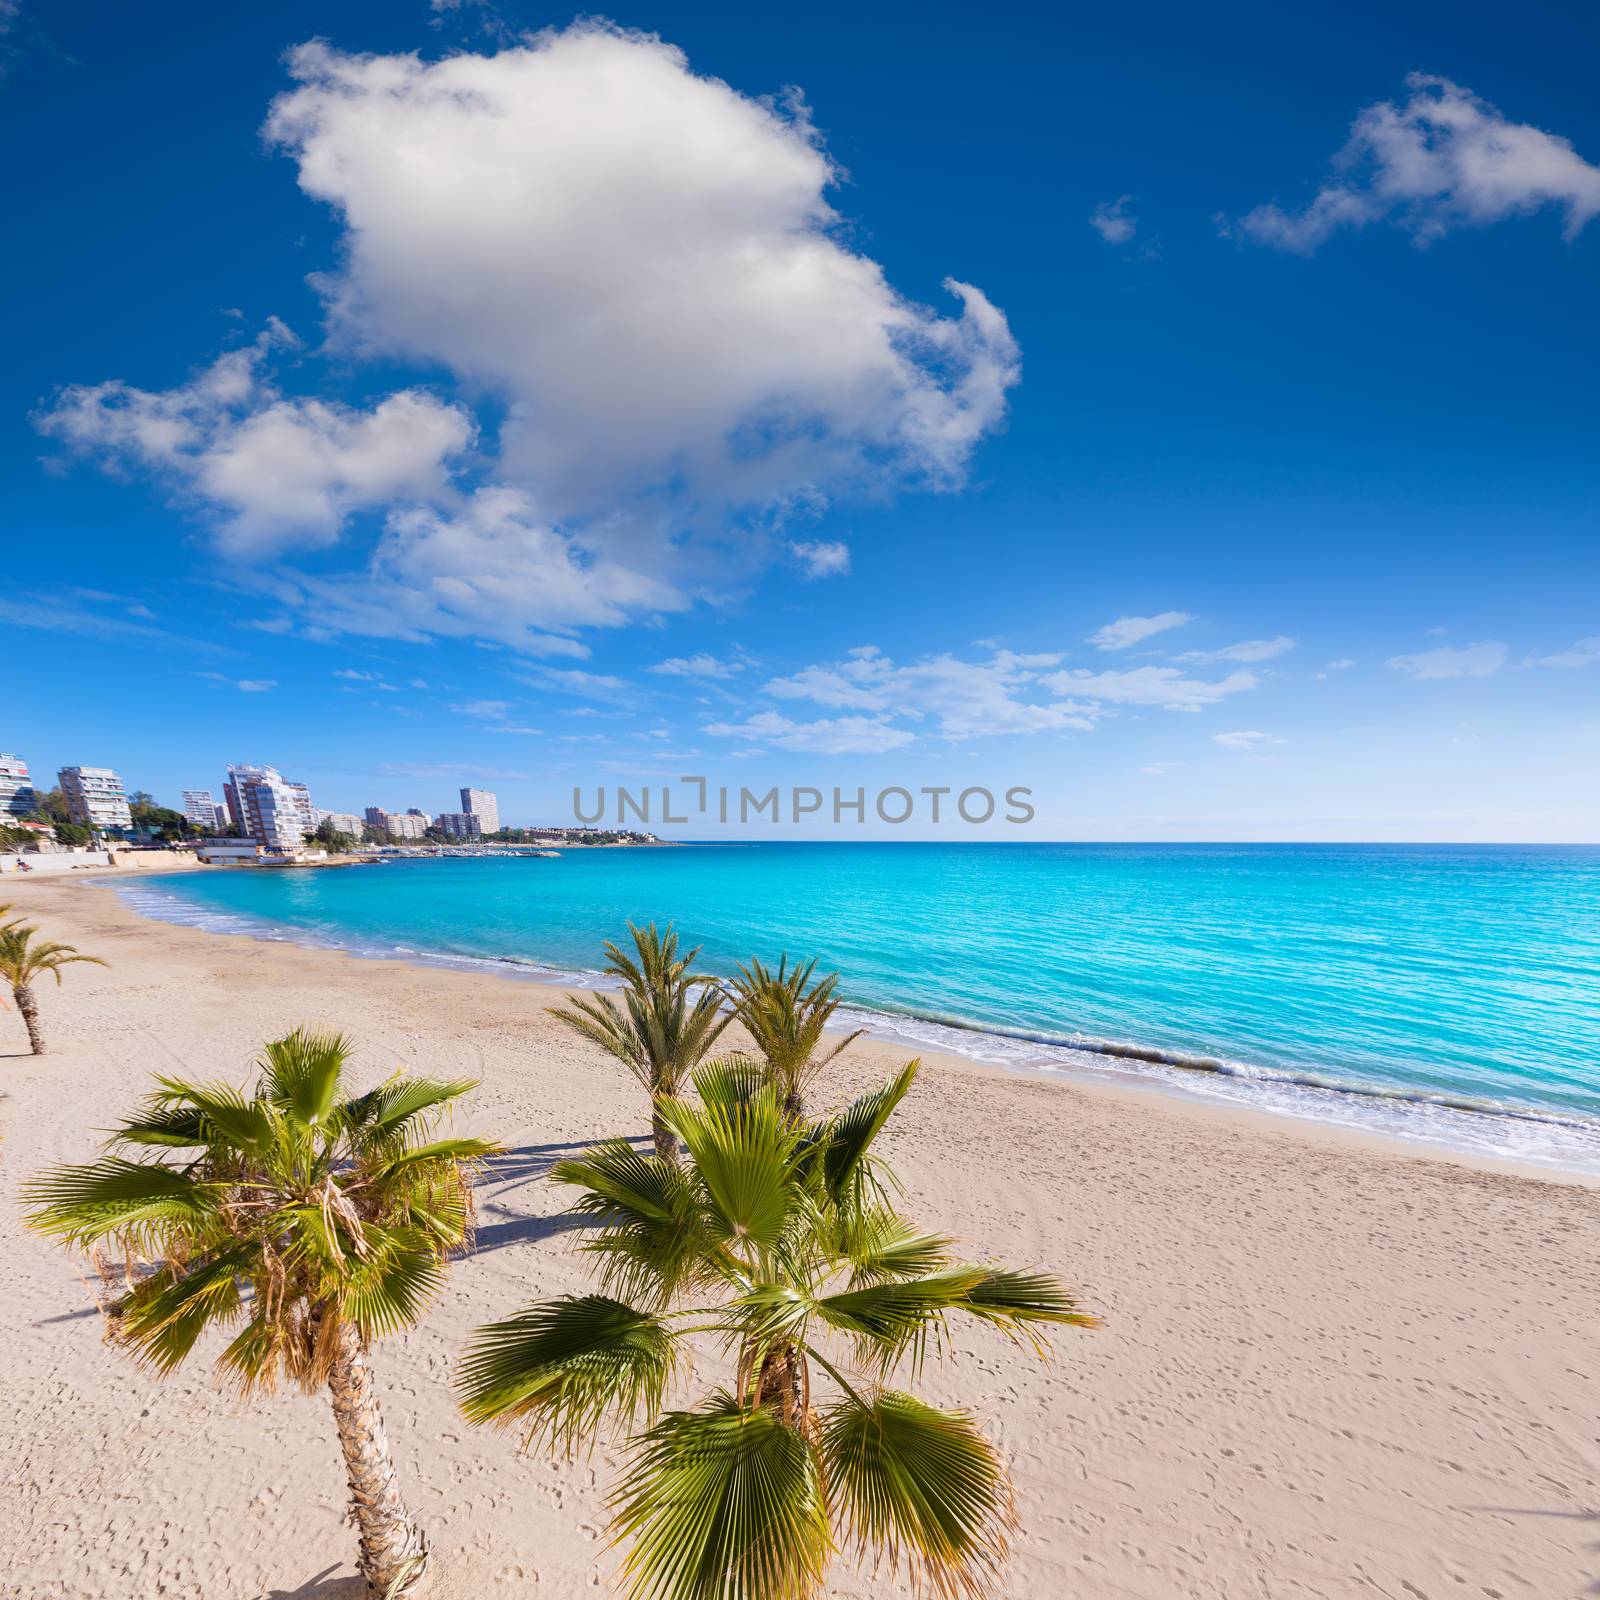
[3,0,1597,839]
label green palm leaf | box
[960,1270,1099,1345]
[611,1392,831,1600]
[691,1054,769,1111]
[817,1060,919,1208]
[660,1094,805,1254]
[114,1248,250,1374]
[553,1141,708,1304]
[457,1295,674,1454]
[261,1027,349,1128]
[22,1156,218,1247]
[819,1390,1014,1600]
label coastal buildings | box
[58,765,133,831]
[436,811,482,841]
[182,790,222,830]
[461,787,499,835]
[0,753,39,819]
[363,806,427,840]
[224,764,313,852]
[321,812,362,837]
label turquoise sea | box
[120,843,1600,1172]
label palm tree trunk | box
[327,1320,430,1598]
[14,983,43,1054]
[651,1108,681,1164]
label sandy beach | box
[2,869,1595,1600]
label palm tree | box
[0,921,107,1054]
[723,955,864,1120]
[550,923,731,1163]
[25,1028,497,1599]
[458,1058,1095,1600]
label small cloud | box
[334,668,380,681]
[1142,760,1182,776]
[1225,74,1600,253]
[409,677,431,690]
[454,698,511,718]
[650,653,744,679]
[1088,611,1192,651]
[1387,640,1508,680]
[1178,635,1294,664]
[1089,195,1138,245]
[237,679,277,692]
[790,540,851,580]
[1531,635,1600,668]
[520,667,631,701]
[1212,729,1283,749]
[705,710,915,755]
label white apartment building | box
[321,812,363,837]
[59,765,133,831]
[460,786,499,835]
[182,790,222,830]
[0,752,39,819]
[224,764,313,852]
[385,812,427,840]
[436,811,482,841]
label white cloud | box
[1229,74,1600,253]
[454,699,512,718]
[520,666,632,701]
[1532,635,1600,668]
[265,25,1019,541]
[1212,729,1283,750]
[38,327,475,556]
[704,710,915,755]
[790,540,852,580]
[200,672,278,692]
[271,486,685,656]
[1387,640,1508,679]
[764,648,1094,739]
[1178,635,1294,664]
[1089,196,1137,245]
[1088,611,1191,651]
[650,653,744,679]
[1041,665,1258,712]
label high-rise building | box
[405,807,431,825]
[182,790,222,830]
[224,764,313,852]
[0,753,39,819]
[385,812,427,840]
[436,811,482,841]
[321,812,363,837]
[460,787,499,835]
[364,806,388,830]
[59,766,133,832]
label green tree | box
[0,923,107,1053]
[52,820,95,847]
[25,1030,496,1597]
[550,924,731,1163]
[458,1061,1094,1600]
[723,956,864,1121]
[314,819,356,853]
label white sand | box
[2,871,1596,1599]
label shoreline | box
[97,862,1600,1184]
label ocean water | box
[117,843,1600,1173]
